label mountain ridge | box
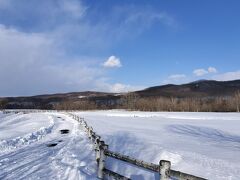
[1,79,240,109]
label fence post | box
[90,127,93,138]
[91,132,95,141]
[84,122,88,129]
[98,142,108,179]
[95,138,101,163]
[160,160,171,180]
[88,127,93,139]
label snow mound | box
[0,116,54,154]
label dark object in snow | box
[46,143,58,147]
[58,140,63,142]
[60,129,70,134]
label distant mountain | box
[0,91,120,109]
[136,80,240,98]
[0,79,240,109]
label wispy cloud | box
[163,74,188,84]
[0,24,108,96]
[60,0,87,19]
[168,74,186,80]
[0,24,142,96]
[123,8,176,28]
[0,1,175,45]
[0,0,10,9]
[0,0,176,96]
[212,70,240,81]
[105,5,177,41]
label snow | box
[75,110,240,180]
[0,111,97,180]
[0,110,240,180]
[78,96,86,99]
[0,113,55,153]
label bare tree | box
[0,99,8,109]
[121,92,139,110]
[235,91,240,112]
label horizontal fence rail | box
[105,150,159,172]
[105,150,206,180]
[103,168,131,180]
[1,109,208,180]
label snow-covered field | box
[0,110,240,179]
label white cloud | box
[0,1,176,96]
[193,67,218,76]
[0,25,128,96]
[193,69,208,76]
[163,74,188,84]
[103,56,122,68]
[168,74,186,80]
[0,24,145,96]
[212,70,240,81]
[208,67,217,73]
[109,83,143,93]
[110,83,127,92]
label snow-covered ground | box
[0,112,96,180]
[76,110,240,180]
[0,110,240,180]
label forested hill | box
[0,80,240,111]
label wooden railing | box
[1,110,207,180]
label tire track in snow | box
[51,117,97,180]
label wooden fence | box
[2,110,207,180]
[68,113,207,180]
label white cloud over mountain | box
[193,67,218,77]
[193,69,209,76]
[164,67,240,85]
[208,67,217,73]
[212,71,240,81]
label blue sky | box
[0,0,240,96]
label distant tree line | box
[52,91,240,112]
[118,91,240,112]
[53,100,98,110]
[1,91,240,112]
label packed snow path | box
[0,112,97,180]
